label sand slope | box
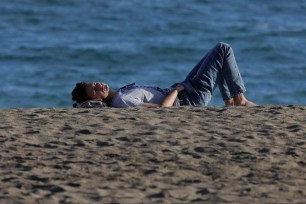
[0,106,305,203]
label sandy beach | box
[0,106,305,203]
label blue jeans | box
[173,42,246,106]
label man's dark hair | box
[72,82,91,103]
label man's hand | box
[173,84,185,92]
[159,85,185,107]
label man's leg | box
[219,43,257,106]
[218,75,234,106]
[185,42,256,106]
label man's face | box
[85,82,109,100]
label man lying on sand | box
[72,42,257,108]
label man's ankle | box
[233,93,246,105]
[224,99,234,106]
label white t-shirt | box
[111,85,180,108]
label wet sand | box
[0,106,305,203]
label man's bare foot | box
[233,93,257,106]
[235,100,258,106]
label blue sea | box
[1,0,306,108]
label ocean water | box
[1,0,306,108]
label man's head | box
[72,82,110,103]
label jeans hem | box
[229,89,246,100]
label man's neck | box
[105,88,117,103]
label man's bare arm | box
[142,85,185,108]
